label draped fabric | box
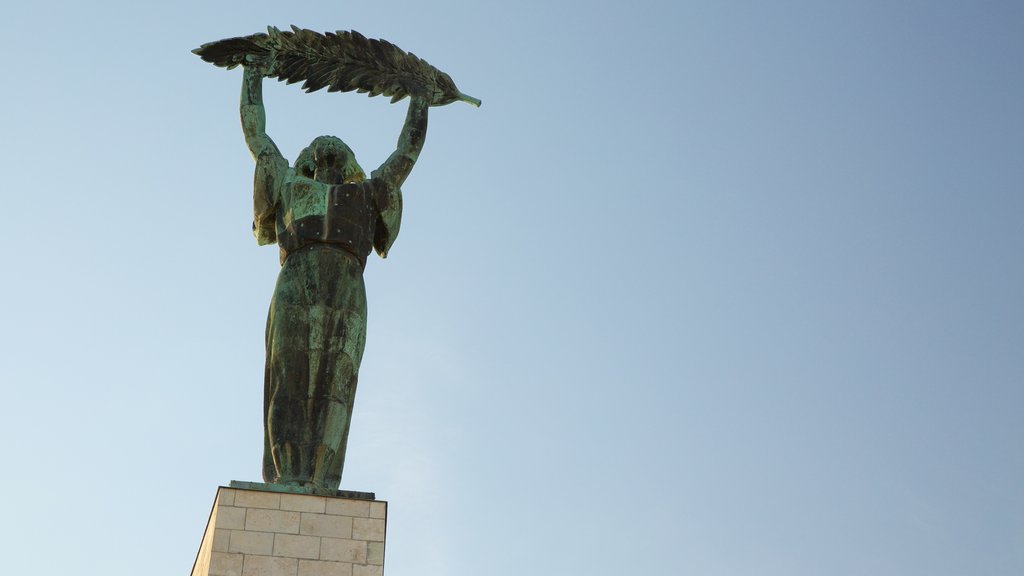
[262,244,367,489]
[253,161,402,492]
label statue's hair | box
[295,136,366,183]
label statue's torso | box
[276,177,377,268]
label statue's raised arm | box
[373,95,429,192]
[240,63,284,162]
[240,64,288,245]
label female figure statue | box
[240,63,428,493]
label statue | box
[194,27,478,494]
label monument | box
[189,27,478,576]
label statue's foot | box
[296,481,334,496]
[309,445,340,495]
[267,477,309,492]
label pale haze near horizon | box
[1,1,1021,575]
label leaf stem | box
[458,92,482,107]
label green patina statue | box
[195,27,478,494]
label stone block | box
[274,534,321,560]
[247,509,301,534]
[301,512,352,538]
[320,538,367,564]
[235,491,282,510]
[213,529,231,553]
[351,518,385,542]
[217,507,247,530]
[325,499,369,518]
[230,530,275,555]
[298,559,353,576]
[365,542,384,566]
[243,555,298,576]
[281,494,327,513]
[368,502,386,520]
[352,565,383,576]
[210,552,244,576]
[218,489,236,507]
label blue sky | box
[2,1,1022,574]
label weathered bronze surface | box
[194,26,480,107]
[194,28,477,494]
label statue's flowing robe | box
[252,157,401,490]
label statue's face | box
[310,136,350,185]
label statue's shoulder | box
[281,168,323,190]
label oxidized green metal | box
[196,28,477,495]
[194,26,481,107]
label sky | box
[1,1,1022,574]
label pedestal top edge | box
[226,480,379,501]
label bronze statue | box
[195,27,478,494]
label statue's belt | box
[278,213,374,269]
[278,241,367,269]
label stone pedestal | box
[192,485,387,576]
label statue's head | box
[295,136,366,185]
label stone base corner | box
[192,485,387,576]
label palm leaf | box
[193,26,481,107]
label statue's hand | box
[244,52,277,77]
